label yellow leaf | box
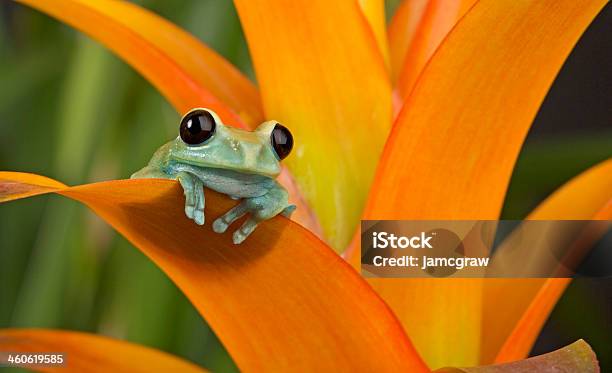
[234,0,392,250]
[0,172,428,372]
[358,0,391,69]
[0,328,207,373]
[364,0,607,368]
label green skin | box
[131,108,295,244]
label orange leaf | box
[234,0,392,250]
[358,0,391,69]
[363,0,607,368]
[387,0,429,84]
[0,328,207,373]
[483,159,612,364]
[395,0,476,99]
[16,0,258,126]
[0,172,428,372]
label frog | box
[131,107,296,244]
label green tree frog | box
[131,108,296,244]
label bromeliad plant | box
[0,0,610,371]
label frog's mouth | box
[170,132,282,178]
[170,154,281,179]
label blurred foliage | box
[0,1,609,372]
[0,1,251,371]
[502,132,611,219]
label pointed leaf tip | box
[0,172,66,202]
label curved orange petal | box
[0,172,428,372]
[483,159,612,364]
[387,0,429,84]
[234,0,392,250]
[0,328,207,372]
[395,0,476,98]
[358,0,391,69]
[363,0,608,368]
[16,0,255,126]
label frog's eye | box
[179,109,216,145]
[270,123,293,160]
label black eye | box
[179,109,216,145]
[270,123,293,160]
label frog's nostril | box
[239,142,261,169]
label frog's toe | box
[281,204,296,218]
[214,203,249,234]
[233,231,247,245]
[232,218,259,245]
[178,172,196,220]
[212,218,229,233]
[193,185,205,225]
[184,204,195,220]
[183,190,196,219]
[194,210,205,225]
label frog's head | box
[168,108,293,177]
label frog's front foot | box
[213,187,295,244]
[177,172,205,225]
